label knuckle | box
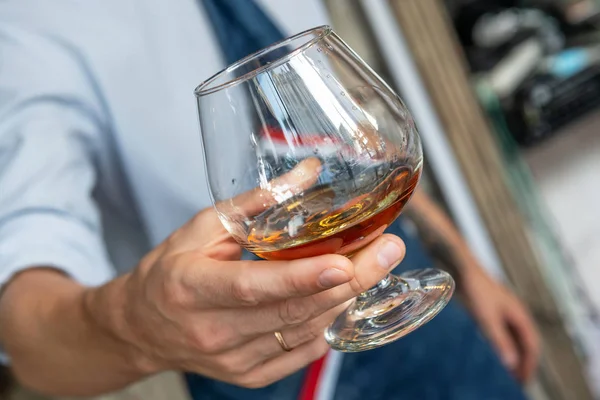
[161,252,211,310]
[165,228,188,251]
[230,276,260,307]
[214,354,252,376]
[282,272,305,297]
[186,323,231,354]
[192,210,209,226]
[348,276,371,295]
[137,251,158,273]
[278,299,311,326]
[293,321,321,345]
[165,230,180,247]
[130,352,162,375]
[303,329,320,346]
[193,334,226,354]
[307,339,329,361]
[161,273,189,309]
[235,374,272,389]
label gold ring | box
[274,331,292,352]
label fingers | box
[507,305,540,382]
[235,336,330,389]
[182,253,354,308]
[193,302,348,377]
[173,157,322,253]
[225,234,405,336]
[228,302,351,370]
[482,314,519,374]
[218,157,322,217]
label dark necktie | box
[185,2,308,399]
[200,0,287,66]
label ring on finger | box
[274,331,293,352]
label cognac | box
[246,164,421,260]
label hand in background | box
[404,189,541,383]
[463,269,541,383]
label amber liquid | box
[246,165,421,260]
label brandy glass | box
[195,26,454,352]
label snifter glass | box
[195,26,454,352]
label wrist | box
[448,241,483,280]
[461,264,495,295]
[82,275,161,375]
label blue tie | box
[200,0,287,66]
[188,8,305,400]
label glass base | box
[324,269,454,352]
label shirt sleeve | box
[0,24,115,288]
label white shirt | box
[0,0,330,286]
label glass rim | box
[194,25,332,97]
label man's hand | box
[86,159,405,389]
[94,210,403,388]
[462,270,540,383]
[1,158,405,396]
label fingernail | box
[377,240,403,270]
[318,268,349,288]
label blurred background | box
[2,0,600,399]
[325,0,600,399]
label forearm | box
[405,190,482,286]
[0,269,149,396]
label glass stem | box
[358,273,394,301]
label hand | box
[463,270,540,382]
[87,159,405,388]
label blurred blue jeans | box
[186,218,526,400]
